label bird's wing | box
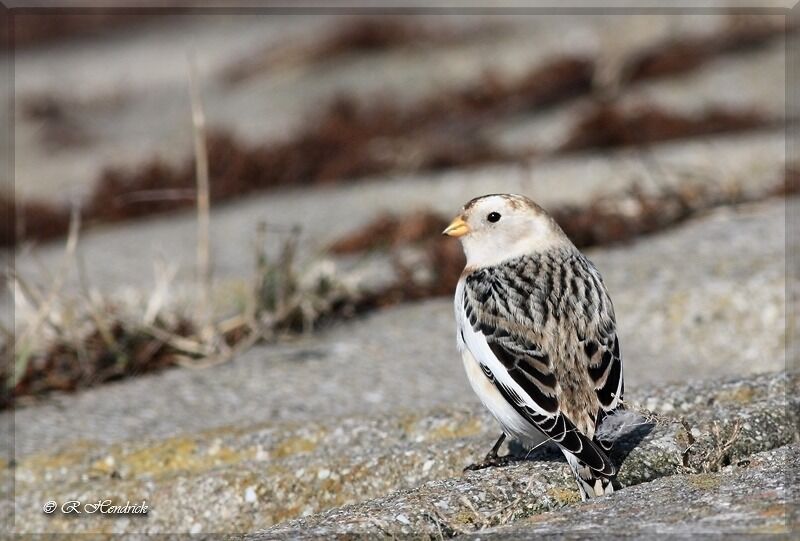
[584,323,624,451]
[576,258,624,450]
[459,259,617,477]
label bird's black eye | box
[487,212,501,223]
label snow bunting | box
[443,194,624,500]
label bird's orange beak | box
[442,216,470,238]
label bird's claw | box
[463,453,513,472]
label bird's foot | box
[463,453,513,472]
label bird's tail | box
[563,451,615,500]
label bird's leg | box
[463,433,513,472]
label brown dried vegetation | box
[329,211,449,255]
[7,318,195,409]
[6,171,795,408]
[5,55,595,247]
[4,16,795,406]
[0,193,70,248]
[5,221,380,408]
[6,11,162,49]
[6,70,772,248]
[8,15,793,247]
[622,16,789,83]
[330,173,798,308]
[222,18,501,85]
[561,103,770,152]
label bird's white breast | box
[460,348,539,444]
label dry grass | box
[5,69,389,405]
[5,209,194,408]
[3,212,374,408]
[5,61,371,407]
[679,418,746,473]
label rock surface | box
[5,12,794,538]
[8,12,788,297]
[9,130,786,299]
[8,370,795,535]
[461,444,795,539]
[7,197,789,457]
[251,371,795,539]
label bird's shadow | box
[607,423,655,465]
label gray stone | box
[8,198,790,457]
[249,371,795,539]
[9,370,793,535]
[8,130,785,303]
[14,14,757,202]
[4,11,794,539]
[462,444,795,539]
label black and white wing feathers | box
[460,251,621,478]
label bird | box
[442,193,624,500]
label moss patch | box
[272,436,321,459]
[688,473,722,491]
[426,418,483,441]
[17,440,98,483]
[714,386,757,405]
[547,486,581,505]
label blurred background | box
[1,8,794,534]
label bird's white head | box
[442,193,568,269]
